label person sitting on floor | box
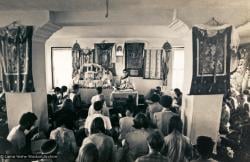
[163,116,192,162]
[123,113,152,161]
[7,112,38,154]
[119,107,135,140]
[191,136,218,162]
[84,101,112,136]
[153,95,178,136]
[80,117,116,162]
[76,143,99,162]
[135,131,169,162]
[88,90,109,117]
[91,87,103,104]
[50,114,78,162]
[146,94,163,122]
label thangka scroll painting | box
[0,26,34,92]
[125,43,144,77]
[190,26,232,95]
[94,43,116,75]
[144,49,163,79]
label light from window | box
[172,48,184,91]
[52,48,72,88]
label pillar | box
[182,30,223,144]
[6,21,61,131]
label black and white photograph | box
[0,1,249,162]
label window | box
[51,47,72,88]
[172,48,184,90]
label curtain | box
[144,49,163,79]
[125,43,144,77]
[0,26,34,92]
[190,26,232,95]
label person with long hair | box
[76,143,99,162]
[80,117,115,162]
[163,116,192,162]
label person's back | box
[147,94,163,121]
[154,95,177,136]
[124,113,151,160]
[154,110,177,136]
[135,131,169,162]
[81,117,115,162]
[125,129,150,160]
[164,131,191,162]
[82,133,115,162]
[50,127,77,162]
[163,116,192,162]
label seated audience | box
[80,117,116,162]
[76,143,99,162]
[154,95,178,136]
[50,114,78,162]
[123,113,152,160]
[146,94,163,121]
[135,130,169,162]
[119,107,135,140]
[191,136,217,162]
[163,116,192,162]
[7,112,37,154]
[84,101,112,136]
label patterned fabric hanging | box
[144,49,163,79]
[190,25,232,95]
[0,25,34,92]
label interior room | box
[0,0,249,162]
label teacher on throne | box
[119,69,135,90]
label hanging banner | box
[125,43,144,77]
[0,26,34,92]
[190,26,232,95]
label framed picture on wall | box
[116,44,124,56]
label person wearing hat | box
[191,136,218,162]
[153,95,178,136]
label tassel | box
[105,0,109,18]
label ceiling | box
[1,0,249,39]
